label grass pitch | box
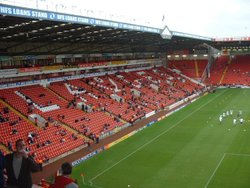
[72,88,250,188]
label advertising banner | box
[19,67,41,73]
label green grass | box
[72,88,250,188]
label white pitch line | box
[90,90,227,182]
[204,153,226,188]
[89,181,104,188]
[226,153,250,157]
[205,152,250,188]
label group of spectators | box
[0,139,79,188]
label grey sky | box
[90,0,250,38]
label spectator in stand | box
[5,139,42,188]
[42,155,49,164]
[0,150,5,188]
[87,141,91,151]
[49,162,78,188]
[10,129,18,135]
[7,141,13,151]
[95,134,100,144]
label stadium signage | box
[0,5,48,19]
[19,67,41,73]
[0,4,160,34]
[145,111,156,118]
[147,121,156,126]
[0,69,18,75]
[72,147,105,167]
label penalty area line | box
[204,153,226,188]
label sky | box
[2,0,250,38]
[84,0,250,38]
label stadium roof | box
[0,2,250,56]
[2,0,250,38]
[0,14,216,56]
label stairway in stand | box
[219,59,232,84]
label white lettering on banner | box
[0,5,161,34]
[0,6,12,14]
[101,20,110,26]
[31,11,48,19]
[13,8,31,16]
[77,17,89,23]
[95,20,101,25]
[2,6,47,19]
[72,148,105,167]
[57,14,65,20]
[56,14,78,22]
[65,15,77,22]
[134,25,140,30]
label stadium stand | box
[0,65,206,163]
[207,55,230,85]
[168,60,208,80]
[220,55,250,86]
[0,3,249,186]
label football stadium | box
[0,1,250,188]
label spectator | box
[3,107,9,114]
[71,134,77,140]
[49,162,78,188]
[34,117,38,125]
[95,134,100,144]
[5,139,42,188]
[10,129,18,135]
[42,155,49,164]
[7,141,13,151]
[87,141,91,151]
